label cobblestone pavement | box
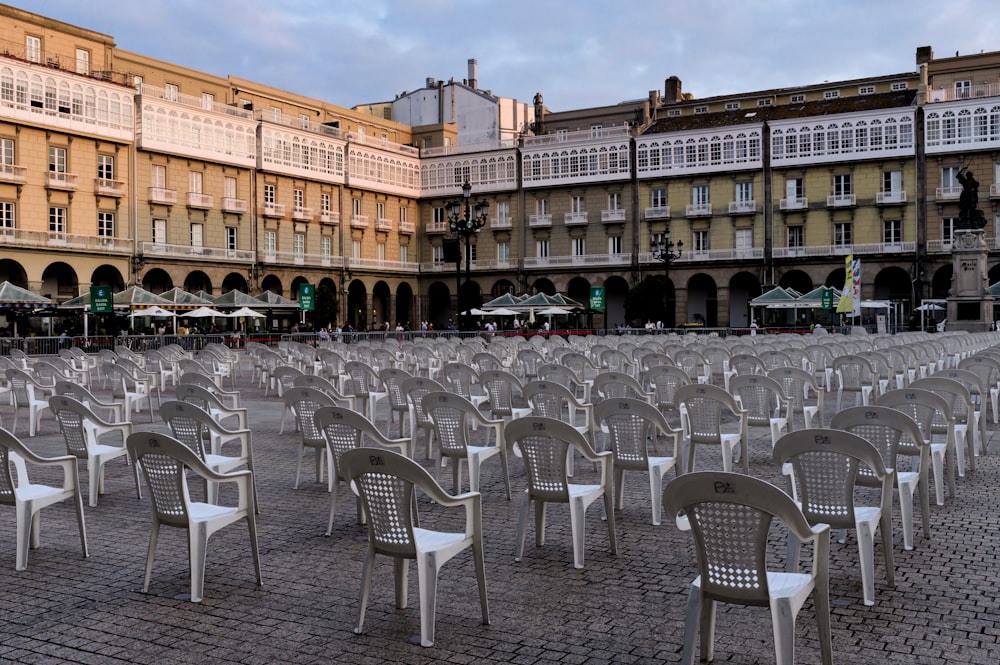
[1,359,999,664]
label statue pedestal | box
[946,230,993,332]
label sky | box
[8,0,1000,112]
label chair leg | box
[415,552,440,647]
[898,483,915,551]
[354,548,377,636]
[680,586,701,665]
[142,522,160,593]
[514,492,531,562]
[568,495,587,569]
[472,539,490,626]
[14,503,35,571]
[856,521,876,606]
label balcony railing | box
[260,249,345,268]
[399,220,415,234]
[222,197,247,214]
[348,257,420,272]
[0,164,27,184]
[779,197,808,211]
[826,194,856,207]
[46,172,78,190]
[639,247,765,263]
[490,217,512,229]
[474,258,514,270]
[927,82,1000,103]
[601,209,626,223]
[523,253,632,268]
[292,207,314,222]
[420,261,458,272]
[935,186,961,200]
[876,191,907,205]
[728,200,756,215]
[319,211,340,225]
[685,203,712,217]
[0,227,131,253]
[991,183,1000,198]
[95,178,125,197]
[528,214,552,227]
[350,215,369,228]
[186,193,214,209]
[262,203,285,218]
[148,187,177,205]
[140,241,255,262]
[772,241,914,258]
[564,212,588,226]
[926,238,1000,253]
[644,206,670,220]
[522,125,630,147]
[375,218,393,232]
[426,221,448,234]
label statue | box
[956,165,987,230]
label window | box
[294,189,304,210]
[226,227,237,252]
[321,237,331,259]
[608,236,622,255]
[98,155,114,181]
[692,184,709,205]
[25,36,41,63]
[735,228,753,254]
[942,217,957,243]
[572,237,586,257]
[49,206,66,234]
[497,241,510,262]
[791,94,805,103]
[352,239,362,259]
[882,170,902,193]
[376,242,386,263]
[433,206,446,224]
[293,234,304,259]
[264,184,276,205]
[399,244,408,263]
[151,164,166,189]
[536,199,549,215]
[0,201,15,231]
[352,198,362,216]
[725,101,740,110]
[955,80,971,99]
[786,177,804,200]
[608,192,622,210]
[270,106,281,122]
[264,230,276,258]
[189,171,203,194]
[859,86,875,95]
[201,93,214,111]
[133,76,143,94]
[883,219,902,245]
[941,166,960,190]
[757,98,773,107]
[224,176,237,199]
[695,106,708,114]
[432,245,444,264]
[833,221,852,246]
[98,211,114,238]
[0,138,13,166]
[536,239,550,258]
[190,222,203,248]
[300,114,310,129]
[823,90,840,100]
[735,182,753,203]
[667,109,682,117]
[787,225,804,249]
[833,174,852,196]
[320,193,330,213]
[49,146,67,173]
[376,202,385,220]
[165,84,178,101]
[651,188,667,208]
[571,195,585,213]
[75,48,90,75]
[152,218,166,245]
[693,230,709,252]
[496,201,509,221]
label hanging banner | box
[836,254,853,314]
[851,256,862,319]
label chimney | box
[468,59,478,90]
[664,76,683,104]
[426,77,435,89]
[916,46,934,66]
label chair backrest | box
[283,387,338,444]
[6,368,36,405]
[126,432,212,527]
[662,470,824,605]
[292,373,344,399]
[344,361,378,396]
[773,428,887,530]
[175,382,226,413]
[876,387,951,433]
[314,406,381,476]
[592,371,646,401]
[401,376,446,427]
[729,374,786,426]
[523,380,580,419]
[830,405,925,484]
[766,366,819,415]
[178,371,223,391]
[48,395,97,460]
[421,391,478,457]
[505,416,598,502]
[675,383,741,444]
[441,363,480,402]
[832,355,875,389]
[646,365,691,413]
[594,397,676,469]
[478,369,524,418]
[339,448,458,557]
[379,367,413,410]
[909,376,973,427]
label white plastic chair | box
[0,427,89,571]
[663,471,832,665]
[54,380,126,423]
[774,428,895,606]
[729,374,792,449]
[675,383,749,474]
[339,448,489,648]
[505,416,616,570]
[127,432,261,603]
[6,368,53,437]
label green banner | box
[589,286,605,310]
[90,285,113,314]
[298,283,315,311]
[821,287,833,310]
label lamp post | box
[445,180,489,331]
[650,233,682,328]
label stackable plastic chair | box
[774,429,895,606]
[127,432,261,603]
[729,374,792,450]
[54,380,126,424]
[505,416,615,570]
[339,448,488,648]
[0,427,88,571]
[767,366,824,430]
[283,387,338,490]
[663,471,832,665]
[6,368,53,436]
[675,383,749,474]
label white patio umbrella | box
[537,307,571,315]
[129,306,175,318]
[487,307,518,316]
[229,306,265,318]
[462,308,490,316]
[184,306,229,318]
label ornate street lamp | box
[651,233,682,327]
[445,181,489,331]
